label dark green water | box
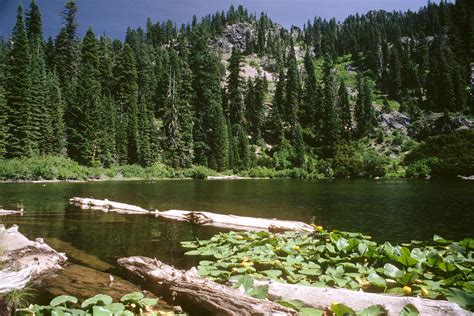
[1,179,473,270]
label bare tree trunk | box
[118,256,296,316]
[70,197,314,232]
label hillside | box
[0,0,473,179]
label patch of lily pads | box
[181,227,474,311]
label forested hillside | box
[1,0,473,179]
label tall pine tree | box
[5,5,31,158]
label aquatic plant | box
[182,228,474,310]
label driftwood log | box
[246,279,472,316]
[0,225,67,293]
[118,256,296,316]
[119,256,471,316]
[70,197,314,232]
[0,209,24,216]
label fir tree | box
[355,77,376,138]
[5,5,31,158]
[68,28,103,165]
[190,31,228,170]
[26,0,47,154]
[321,60,340,155]
[45,71,66,155]
[227,47,245,127]
[115,44,139,165]
[337,78,352,140]
[55,0,80,105]
[301,50,319,129]
[0,60,6,158]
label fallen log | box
[0,209,24,215]
[118,256,296,316]
[69,197,148,214]
[0,225,67,293]
[70,197,314,232]
[243,279,471,316]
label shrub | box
[114,165,146,178]
[182,166,217,179]
[405,158,438,178]
[0,156,88,181]
[332,143,364,178]
[404,129,474,177]
[144,164,173,179]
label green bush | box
[405,158,438,178]
[332,143,364,178]
[404,129,474,177]
[144,164,173,179]
[182,166,217,179]
[114,165,146,178]
[0,156,88,181]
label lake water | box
[1,179,473,271]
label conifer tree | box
[115,44,139,165]
[337,78,352,140]
[252,74,267,144]
[227,47,245,127]
[285,41,300,123]
[321,60,340,155]
[5,5,31,158]
[355,77,376,138]
[26,0,47,154]
[0,61,6,158]
[270,64,286,147]
[68,28,103,165]
[45,71,66,155]
[190,31,228,170]
[301,50,319,129]
[55,0,80,105]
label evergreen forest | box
[1,0,473,180]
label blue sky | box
[0,0,433,40]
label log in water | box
[70,197,314,232]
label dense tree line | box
[0,0,472,172]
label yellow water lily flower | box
[403,286,412,295]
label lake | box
[1,179,473,271]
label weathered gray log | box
[0,209,23,215]
[70,197,314,232]
[118,256,296,316]
[0,225,67,293]
[245,279,472,316]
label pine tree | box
[301,50,319,129]
[337,78,352,140]
[68,28,103,165]
[45,71,66,155]
[270,64,286,147]
[355,77,376,138]
[252,74,267,144]
[0,60,6,158]
[5,5,32,158]
[190,31,228,170]
[321,60,340,155]
[115,44,139,165]
[285,41,300,123]
[227,47,245,127]
[26,0,47,154]
[55,0,80,106]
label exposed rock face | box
[213,22,255,55]
[378,111,411,133]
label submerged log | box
[45,238,114,272]
[70,197,314,232]
[246,279,471,316]
[0,225,67,293]
[118,256,296,316]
